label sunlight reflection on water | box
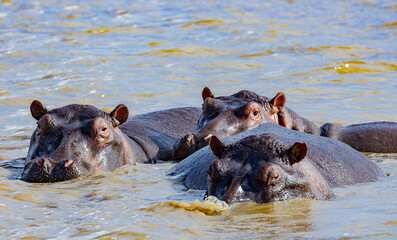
[0,0,396,238]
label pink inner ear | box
[209,135,226,157]
[292,142,308,161]
[202,87,214,101]
[271,92,286,112]
[30,100,47,120]
[116,106,128,121]
[111,104,129,125]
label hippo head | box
[21,100,133,183]
[172,87,286,160]
[205,135,334,204]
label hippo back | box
[168,123,383,190]
[119,107,202,162]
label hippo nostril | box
[36,159,43,166]
[203,134,213,143]
[65,160,74,168]
[185,134,195,147]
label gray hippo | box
[167,123,383,204]
[321,122,397,153]
[172,87,397,160]
[172,87,320,160]
[22,100,201,182]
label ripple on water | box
[95,230,147,239]
[0,0,396,239]
[203,199,316,238]
[182,19,224,28]
[137,46,233,57]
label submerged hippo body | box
[22,100,201,183]
[172,87,321,161]
[168,123,383,204]
[321,122,397,153]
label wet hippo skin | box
[22,101,133,183]
[119,106,202,162]
[172,87,397,161]
[172,87,323,161]
[22,100,201,182]
[168,123,383,204]
[320,122,397,153]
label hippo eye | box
[253,111,259,116]
[101,127,108,132]
[271,172,279,180]
[267,172,281,187]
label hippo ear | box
[288,142,308,165]
[269,92,286,113]
[202,87,215,101]
[110,104,129,127]
[209,135,227,158]
[30,100,48,120]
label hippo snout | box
[172,133,197,161]
[21,157,95,183]
[49,159,95,182]
[172,133,213,161]
[20,157,57,183]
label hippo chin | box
[168,123,383,204]
[22,100,201,183]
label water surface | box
[0,0,396,239]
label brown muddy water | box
[0,0,396,239]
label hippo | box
[22,100,201,182]
[167,123,383,204]
[321,122,397,153]
[22,100,133,183]
[172,87,321,161]
[172,87,397,161]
